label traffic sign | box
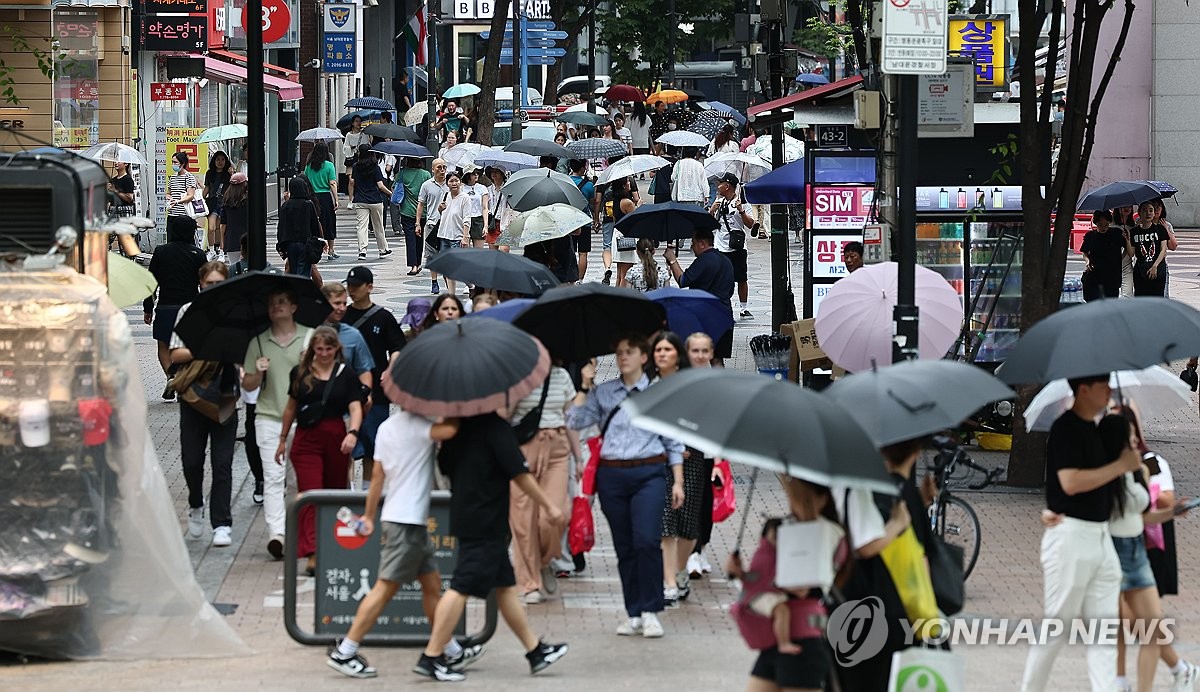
[481,29,567,40]
[496,37,559,48]
[881,0,948,75]
[499,56,559,66]
[500,47,567,58]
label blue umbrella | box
[1077,181,1161,211]
[795,73,830,86]
[443,83,481,99]
[1128,179,1178,198]
[465,298,535,323]
[346,97,394,110]
[704,101,747,126]
[646,287,735,342]
[615,201,719,241]
[371,140,433,158]
[744,159,807,204]
[337,109,384,130]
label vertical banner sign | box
[322,3,356,73]
[881,0,949,75]
[130,68,139,142]
[157,128,210,231]
[948,15,1010,90]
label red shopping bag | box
[568,495,595,555]
[581,436,601,497]
[712,458,736,523]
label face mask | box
[667,123,677,131]
[172,164,182,173]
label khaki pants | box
[509,427,571,594]
[354,202,388,255]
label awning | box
[633,61,738,79]
[209,49,299,80]
[747,75,864,127]
[203,56,303,102]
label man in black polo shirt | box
[664,228,735,367]
[415,413,569,682]
[1022,373,1141,691]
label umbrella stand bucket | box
[757,367,789,381]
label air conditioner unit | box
[855,90,880,129]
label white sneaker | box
[686,553,703,579]
[698,553,713,574]
[616,617,643,636]
[212,526,232,547]
[186,506,205,538]
[1174,661,1199,691]
[663,586,679,607]
[522,590,545,605]
[641,612,664,638]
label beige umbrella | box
[404,101,430,126]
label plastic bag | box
[582,437,601,497]
[568,495,595,555]
[888,646,966,691]
[712,458,736,523]
[880,526,940,640]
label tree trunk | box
[843,0,869,73]
[473,0,513,148]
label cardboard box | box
[782,319,829,381]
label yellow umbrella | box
[646,89,689,105]
[107,251,157,307]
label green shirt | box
[243,325,313,419]
[305,160,337,194]
[398,167,432,219]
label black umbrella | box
[371,140,433,158]
[623,369,898,494]
[501,168,589,211]
[513,283,667,361]
[336,109,384,130]
[173,271,332,363]
[346,96,394,110]
[425,247,560,295]
[381,318,550,418]
[363,123,421,143]
[615,201,719,241]
[824,360,1013,447]
[997,297,1200,384]
[1077,181,1160,211]
[504,139,573,159]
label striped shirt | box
[167,171,199,217]
[511,367,577,429]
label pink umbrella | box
[814,262,962,372]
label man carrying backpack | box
[568,159,598,283]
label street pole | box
[247,0,266,269]
[426,5,440,155]
[892,73,919,362]
[667,0,676,88]
[766,15,791,331]
[586,0,596,114]
[510,11,524,142]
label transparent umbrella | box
[704,152,771,183]
[82,142,148,166]
[745,134,804,163]
[508,204,593,247]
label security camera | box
[306,58,322,69]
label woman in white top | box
[614,113,634,156]
[435,171,472,295]
[625,238,671,291]
[706,124,740,157]
[484,167,511,249]
[342,116,369,178]
[628,103,652,155]
[437,131,459,163]
[461,168,490,249]
[671,149,709,206]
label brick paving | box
[4,209,1200,690]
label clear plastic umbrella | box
[81,142,148,166]
[598,154,669,184]
[441,143,486,168]
[655,131,710,148]
[1023,366,1193,433]
[474,149,539,173]
[704,152,771,183]
[296,127,344,141]
[745,134,804,163]
[194,124,248,143]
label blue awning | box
[744,159,805,204]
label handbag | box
[568,495,595,555]
[425,192,450,252]
[887,646,966,691]
[305,235,326,264]
[616,234,637,252]
[176,360,238,424]
[581,404,622,497]
[720,200,746,251]
[186,196,210,219]
[775,519,840,592]
[712,458,736,523]
[879,526,941,639]
[511,375,551,444]
[925,534,965,616]
[295,364,344,428]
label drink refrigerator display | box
[915,185,1026,365]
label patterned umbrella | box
[296,127,344,142]
[745,134,804,163]
[345,97,394,110]
[704,101,746,126]
[566,138,627,160]
[687,113,733,140]
[404,101,430,126]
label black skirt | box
[1148,519,1178,596]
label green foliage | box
[0,25,60,106]
[792,16,851,59]
[598,0,736,87]
[988,133,1019,184]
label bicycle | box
[926,435,1005,580]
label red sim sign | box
[242,0,291,44]
[150,82,188,101]
[333,517,369,550]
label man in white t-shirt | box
[327,412,482,680]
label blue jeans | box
[352,400,390,460]
[285,241,310,278]
[596,463,668,617]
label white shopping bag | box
[774,518,842,591]
[888,647,966,692]
[349,457,363,491]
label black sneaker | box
[602,269,612,285]
[446,644,485,671]
[358,253,368,261]
[525,640,569,674]
[573,552,586,573]
[252,481,264,505]
[327,649,377,679]
[413,654,466,682]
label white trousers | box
[255,416,293,538]
[1021,517,1122,692]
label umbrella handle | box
[732,466,760,564]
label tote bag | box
[879,526,941,640]
[887,647,966,692]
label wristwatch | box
[346,429,359,437]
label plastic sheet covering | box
[0,266,243,659]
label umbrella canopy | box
[173,271,332,363]
[382,318,550,418]
[194,124,248,143]
[513,283,667,361]
[371,140,433,158]
[345,97,394,110]
[704,152,771,183]
[655,131,710,148]
[508,204,593,246]
[81,141,149,166]
[745,134,804,163]
[996,297,1200,385]
[296,127,344,142]
[1023,366,1192,433]
[442,83,481,99]
[687,113,734,140]
[796,73,830,86]
[703,101,746,126]
[558,111,608,127]
[106,252,157,307]
[1129,179,1178,198]
[475,150,539,173]
[441,142,486,168]
[504,139,573,159]
[815,262,962,372]
[645,287,735,343]
[1077,181,1161,211]
[598,154,670,185]
[425,247,560,295]
[566,138,627,160]
[615,201,719,241]
[646,89,689,105]
[824,360,1014,447]
[464,297,535,323]
[501,168,588,211]
[337,109,385,130]
[743,158,807,204]
[363,123,420,142]
[404,101,430,126]
[624,369,898,495]
[606,84,644,102]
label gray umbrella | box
[425,247,560,295]
[501,168,588,211]
[504,139,573,159]
[363,123,421,143]
[823,360,1014,447]
[558,111,608,127]
[997,297,1200,384]
[624,369,898,494]
[566,138,628,160]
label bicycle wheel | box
[936,495,982,580]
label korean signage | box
[143,15,208,51]
[809,186,875,230]
[225,0,300,48]
[146,0,206,14]
[209,0,226,50]
[322,30,356,73]
[811,234,864,279]
[453,0,550,19]
[150,82,188,101]
[949,15,1010,90]
[881,0,948,75]
[54,14,98,54]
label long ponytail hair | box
[636,238,660,289]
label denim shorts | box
[439,238,462,253]
[1112,535,1157,592]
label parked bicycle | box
[926,435,1005,580]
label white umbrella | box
[704,152,771,183]
[1023,366,1193,433]
[404,101,430,126]
[745,134,804,163]
[82,142,148,166]
[474,149,539,173]
[441,143,485,168]
[508,204,593,246]
[598,154,669,184]
[656,131,711,148]
[296,127,344,141]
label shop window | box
[52,10,100,149]
[457,32,486,85]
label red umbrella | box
[605,84,644,102]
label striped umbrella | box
[566,138,627,160]
[346,96,394,110]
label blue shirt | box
[680,247,735,309]
[335,322,375,376]
[570,174,595,213]
[566,373,683,466]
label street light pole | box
[765,9,792,331]
[667,0,676,88]
[586,0,596,114]
[426,6,441,154]
[892,73,919,362]
[247,0,265,269]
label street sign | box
[322,31,356,73]
[488,36,560,47]
[815,124,849,148]
[481,29,566,40]
[499,55,558,66]
[323,3,354,33]
[500,47,566,57]
[881,0,948,75]
[150,82,188,101]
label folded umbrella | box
[403,101,430,126]
[996,297,1200,385]
[1077,181,1161,211]
[371,140,433,158]
[814,262,962,373]
[566,138,628,160]
[513,283,667,361]
[824,360,1013,447]
[474,150,539,173]
[194,124,248,144]
[605,84,644,102]
[646,287,734,343]
[624,369,898,495]
[598,154,669,185]
[345,97,394,110]
[615,201,719,241]
[504,139,573,159]
[655,131,710,148]
[508,204,593,247]
[106,252,157,308]
[558,111,609,127]
[173,271,332,363]
[1023,366,1191,433]
[501,168,587,211]
[425,247,560,295]
[363,123,420,142]
[382,318,550,418]
[296,127,344,142]
[81,141,149,166]
[442,83,481,99]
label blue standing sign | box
[324,33,356,73]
